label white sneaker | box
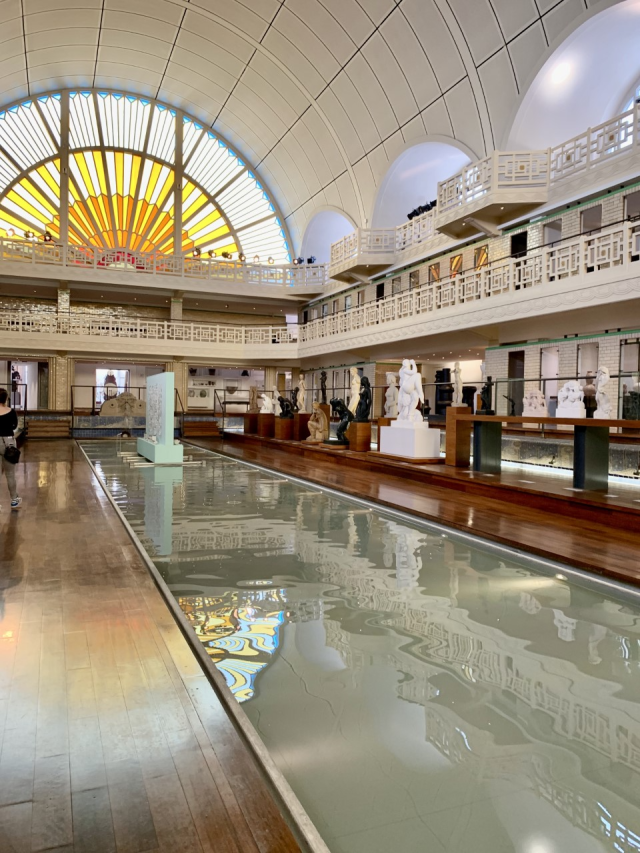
[10,497,21,509]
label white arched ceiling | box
[0,0,624,254]
[371,141,471,229]
[300,208,355,263]
[508,0,640,150]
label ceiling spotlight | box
[221,251,232,260]
[192,247,201,257]
[268,256,274,265]
[7,228,15,238]
[253,254,260,263]
[239,253,246,262]
[43,231,52,242]
[208,250,216,258]
[306,256,316,264]
[24,230,34,239]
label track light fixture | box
[221,251,232,259]
[24,230,34,239]
[268,256,274,265]
[43,231,52,242]
[208,250,215,258]
[253,254,260,263]
[192,247,201,257]
[306,256,316,264]
[239,253,246,262]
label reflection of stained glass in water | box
[179,593,285,702]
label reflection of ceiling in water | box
[84,445,640,847]
[178,589,287,702]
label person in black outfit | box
[0,388,20,509]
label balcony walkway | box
[0,441,299,853]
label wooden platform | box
[0,441,300,853]
[26,418,71,438]
[367,450,442,465]
[182,419,221,438]
[189,435,640,586]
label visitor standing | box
[0,388,21,509]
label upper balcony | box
[435,151,550,239]
[0,238,328,301]
[328,103,640,283]
[303,217,640,358]
[0,311,299,363]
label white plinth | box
[556,404,586,419]
[380,422,441,458]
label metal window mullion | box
[59,92,69,246]
[174,110,183,254]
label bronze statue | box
[278,396,294,418]
[320,370,328,405]
[354,377,372,422]
[480,376,494,415]
[328,398,353,443]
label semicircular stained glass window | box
[0,91,290,262]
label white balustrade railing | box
[0,238,327,288]
[329,227,396,267]
[0,312,298,347]
[329,104,640,276]
[305,220,640,346]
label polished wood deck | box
[190,437,640,588]
[0,441,299,853]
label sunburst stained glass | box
[0,90,290,262]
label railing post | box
[164,321,168,340]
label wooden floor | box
[191,437,640,588]
[0,441,300,853]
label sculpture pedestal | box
[380,421,440,459]
[557,403,586,431]
[445,406,472,467]
[257,413,275,438]
[293,412,311,441]
[378,417,394,429]
[274,418,294,440]
[346,421,371,452]
[243,412,258,434]
[137,437,184,464]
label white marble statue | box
[556,380,586,418]
[397,358,425,423]
[260,393,274,414]
[272,386,281,416]
[452,361,463,406]
[594,366,613,419]
[348,367,361,416]
[522,389,548,417]
[297,373,307,414]
[384,373,398,418]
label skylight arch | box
[0,90,291,263]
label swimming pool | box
[82,441,640,853]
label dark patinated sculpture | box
[291,387,299,413]
[326,397,353,444]
[320,370,328,405]
[503,395,516,416]
[354,377,372,422]
[480,376,495,415]
[278,396,294,418]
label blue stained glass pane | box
[126,96,136,102]
[140,99,149,106]
[157,104,166,111]
[113,93,123,100]
[53,94,61,101]
[10,105,21,113]
[98,92,108,98]
[81,91,92,98]
[170,110,176,116]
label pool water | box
[82,442,640,853]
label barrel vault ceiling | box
[0,0,616,251]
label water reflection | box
[83,442,640,853]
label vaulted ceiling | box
[0,0,621,251]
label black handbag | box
[3,444,20,465]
